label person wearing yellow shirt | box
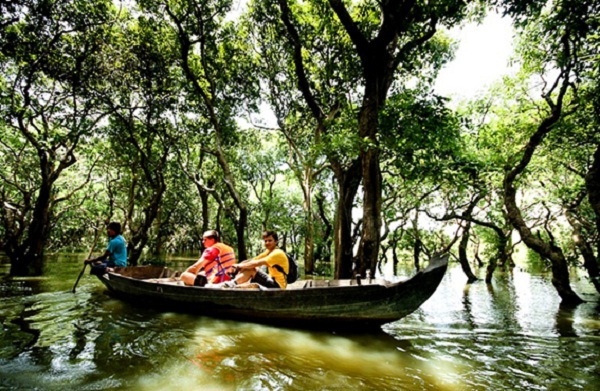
[227,230,288,289]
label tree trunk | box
[357,145,382,276]
[333,160,362,279]
[170,8,249,262]
[505,174,583,304]
[474,239,484,267]
[458,222,478,283]
[502,70,583,305]
[9,159,55,276]
[215,203,222,237]
[392,234,401,276]
[235,208,248,261]
[566,175,600,294]
[304,216,315,274]
[128,182,166,265]
[587,143,600,235]
[200,186,210,234]
[585,143,600,276]
[356,89,383,277]
[455,195,482,283]
[485,235,509,283]
[413,215,422,272]
[314,193,333,266]
[571,227,600,293]
[302,172,315,275]
[153,207,163,256]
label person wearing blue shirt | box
[85,222,128,274]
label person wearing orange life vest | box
[181,230,237,287]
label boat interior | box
[111,266,391,289]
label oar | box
[72,223,103,293]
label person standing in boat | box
[84,221,127,274]
[181,230,237,287]
[226,230,288,289]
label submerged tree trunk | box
[579,143,600,293]
[505,155,582,304]
[587,137,600,240]
[304,204,315,275]
[458,195,482,283]
[235,209,248,261]
[458,222,478,284]
[570,221,600,293]
[565,190,600,292]
[17,179,52,274]
[485,234,510,284]
[413,238,422,273]
[8,185,52,275]
[503,69,583,304]
[585,143,600,247]
[328,0,444,277]
[6,146,76,275]
[153,208,163,256]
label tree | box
[500,0,599,303]
[254,0,468,278]
[144,0,259,260]
[378,88,464,273]
[546,81,600,293]
[247,0,362,277]
[326,0,472,275]
[93,13,183,265]
[0,0,116,274]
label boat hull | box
[96,254,448,330]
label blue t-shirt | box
[106,235,127,267]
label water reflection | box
[1,255,599,390]
[386,267,600,391]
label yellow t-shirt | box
[254,248,288,289]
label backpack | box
[284,253,299,283]
[274,252,299,283]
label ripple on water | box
[2,261,600,390]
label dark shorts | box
[252,270,280,289]
[194,274,208,287]
[89,262,107,276]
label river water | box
[1,253,599,390]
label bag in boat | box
[274,253,299,283]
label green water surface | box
[1,253,599,390]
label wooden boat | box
[95,254,449,330]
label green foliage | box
[379,89,462,181]
[0,0,121,266]
[0,0,597,291]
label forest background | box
[0,0,598,305]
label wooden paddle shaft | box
[72,222,104,293]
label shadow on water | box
[555,304,577,337]
[1,253,600,390]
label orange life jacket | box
[204,242,237,283]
